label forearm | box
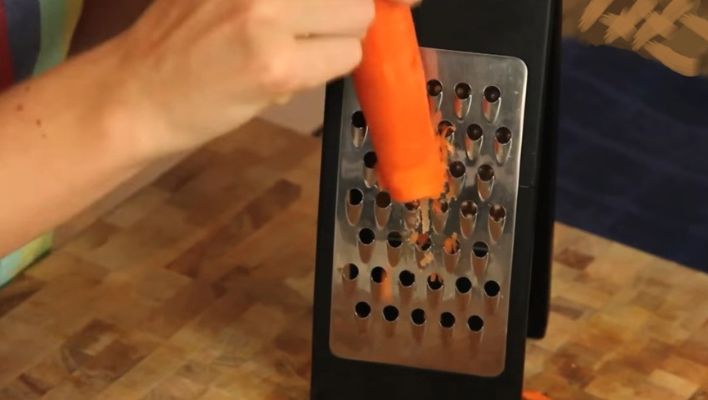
[0,39,150,256]
[0,0,417,257]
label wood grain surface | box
[0,119,706,400]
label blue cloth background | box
[557,40,708,272]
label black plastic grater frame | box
[311,0,560,398]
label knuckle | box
[256,52,298,94]
[242,0,278,35]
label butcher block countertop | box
[0,120,706,400]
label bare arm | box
[0,41,147,255]
[1,0,435,257]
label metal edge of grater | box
[328,48,528,377]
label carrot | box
[522,391,552,400]
[352,0,445,203]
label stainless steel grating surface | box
[329,48,528,377]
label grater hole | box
[352,110,367,129]
[399,270,416,287]
[342,263,359,281]
[466,124,484,141]
[387,231,403,248]
[484,280,501,297]
[427,79,443,97]
[416,234,432,251]
[484,86,501,103]
[467,315,485,332]
[411,308,426,326]
[438,199,449,213]
[460,200,478,217]
[437,120,456,139]
[383,305,400,322]
[490,204,506,221]
[355,301,371,318]
[376,191,392,208]
[358,228,375,245]
[427,273,444,291]
[443,236,460,255]
[449,161,466,179]
[348,188,363,206]
[472,241,489,258]
[455,82,472,99]
[363,151,377,169]
[440,312,456,328]
[405,200,420,211]
[371,266,387,283]
[478,164,494,181]
[495,127,512,144]
[455,277,472,294]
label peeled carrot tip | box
[522,391,552,400]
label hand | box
[109,0,419,159]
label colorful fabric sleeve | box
[0,0,83,286]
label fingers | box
[292,37,363,88]
[244,0,422,101]
[285,0,375,37]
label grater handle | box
[353,0,444,203]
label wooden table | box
[1,120,706,400]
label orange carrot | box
[522,391,552,400]
[353,0,444,203]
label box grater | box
[311,1,560,398]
